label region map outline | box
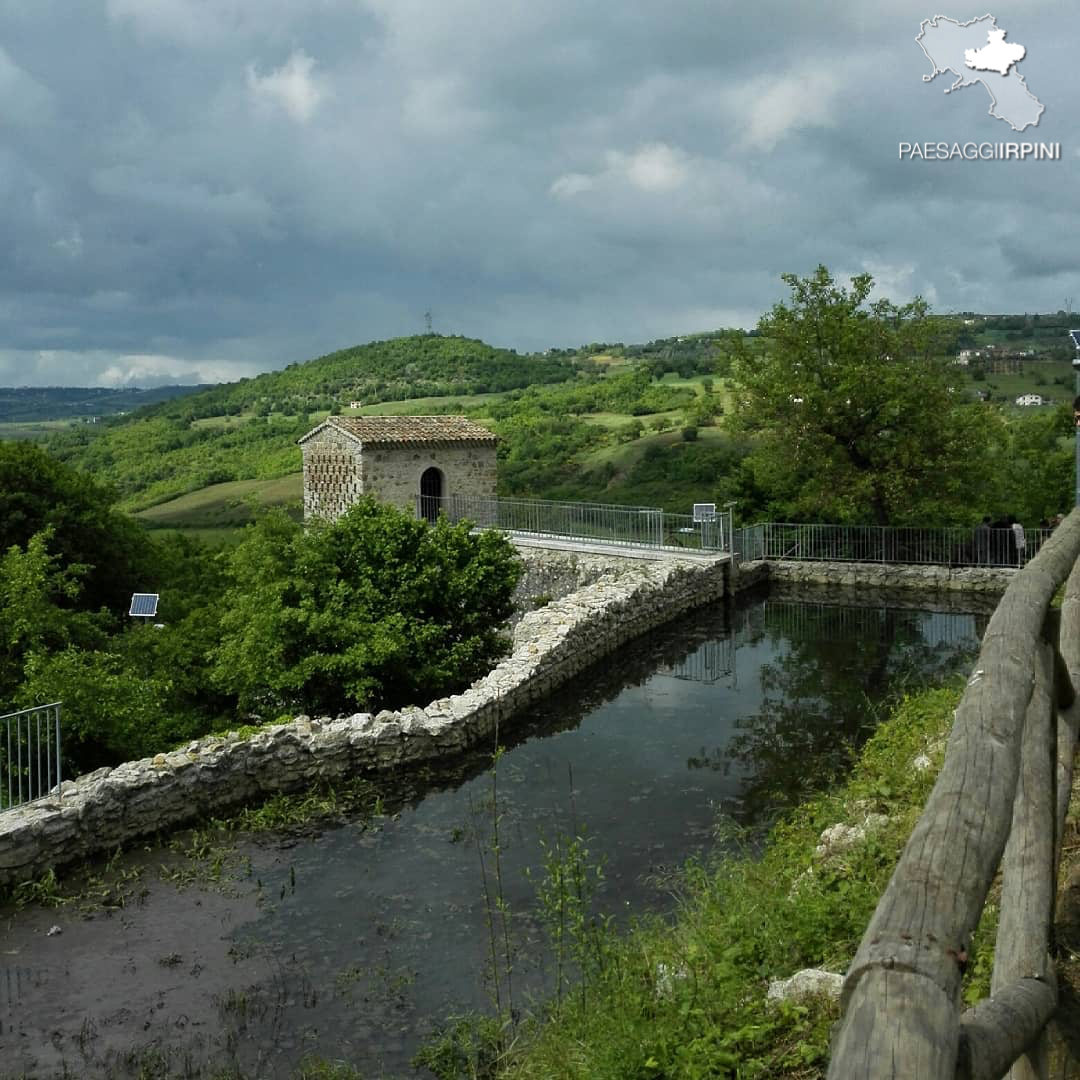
[916,13,1045,132]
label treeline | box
[133,334,575,423]
[546,331,738,378]
[0,385,205,423]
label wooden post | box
[829,509,1080,1079]
[1054,556,1080,874]
[991,640,1056,1080]
[957,978,1059,1080]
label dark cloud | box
[0,1,1077,386]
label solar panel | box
[1070,329,1080,350]
[129,593,159,617]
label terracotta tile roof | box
[302,415,497,446]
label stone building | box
[299,415,498,522]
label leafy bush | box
[211,500,523,717]
[17,644,180,771]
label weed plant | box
[0,777,386,912]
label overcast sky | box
[1,1,1077,387]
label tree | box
[0,529,108,704]
[729,266,999,525]
[210,500,523,717]
[17,642,176,772]
[994,404,1073,522]
[0,442,156,614]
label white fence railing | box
[733,522,1052,568]
[417,494,731,553]
[1,702,62,812]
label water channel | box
[0,585,993,1079]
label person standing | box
[974,516,992,564]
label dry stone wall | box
[746,559,1013,592]
[0,550,1012,886]
[0,554,729,886]
[508,548,638,632]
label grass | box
[0,418,83,440]
[578,424,723,472]
[980,364,1072,400]
[578,411,649,429]
[356,392,509,415]
[134,474,303,529]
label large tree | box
[0,442,156,614]
[730,267,999,525]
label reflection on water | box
[2,585,989,1079]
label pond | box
[0,585,991,1079]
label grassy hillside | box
[42,335,575,511]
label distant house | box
[348,401,363,409]
[1015,394,1043,407]
[298,415,498,523]
[957,349,975,361]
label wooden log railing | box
[828,507,1080,1080]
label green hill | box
[42,335,575,511]
[20,313,1074,528]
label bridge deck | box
[506,533,731,562]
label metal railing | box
[734,522,1052,568]
[1,702,62,812]
[417,494,731,553]
[655,637,735,684]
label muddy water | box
[1,587,989,1079]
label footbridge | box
[827,507,1080,1079]
[421,494,1055,573]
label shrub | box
[210,500,523,717]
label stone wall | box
[742,559,1013,593]
[301,424,363,521]
[0,554,728,886]
[508,548,636,631]
[362,442,497,516]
